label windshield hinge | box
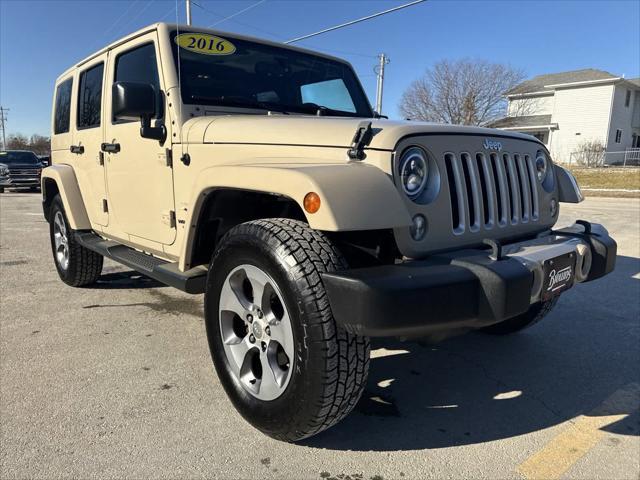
[347,121,374,160]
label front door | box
[73,55,108,226]
[104,34,176,245]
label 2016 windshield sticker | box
[175,33,236,55]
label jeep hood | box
[182,115,540,151]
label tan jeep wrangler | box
[43,23,616,441]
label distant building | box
[490,69,640,165]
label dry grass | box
[566,166,640,198]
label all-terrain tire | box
[49,195,103,286]
[204,219,370,442]
[480,297,559,335]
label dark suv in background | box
[0,150,44,193]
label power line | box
[158,4,178,22]
[296,43,377,59]
[285,0,427,44]
[207,0,266,28]
[192,1,377,60]
[192,1,284,40]
[100,0,141,40]
[112,0,157,41]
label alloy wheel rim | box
[53,211,69,271]
[218,264,294,401]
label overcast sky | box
[1,0,638,136]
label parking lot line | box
[517,383,640,480]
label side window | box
[625,89,631,108]
[300,78,356,113]
[114,43,161,121]
[54,79,73,134]
[78,63,104,129]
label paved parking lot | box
[1,192,639,480]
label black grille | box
[9,168,40,178]
[444,152,539,234]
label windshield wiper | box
[190,95,289,114]
[298,102,360,118]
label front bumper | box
[322,222,616,337]
[0,177,41,188]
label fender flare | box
[179,162,412,269]
[41,165,91,230]
[554,165,584,203]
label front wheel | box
[480,297,559,335]
[205,219,370,442]
[49,195,103,286]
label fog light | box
[550,198,558,217]
[410,214,427,241]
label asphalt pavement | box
[1,193,638,480]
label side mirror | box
[112,81,166,143]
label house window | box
[615,129,622,143]
[625,89,631,107]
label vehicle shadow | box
[87,270,166,290]
[302,255,640,451]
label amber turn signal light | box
[303,192,321,214]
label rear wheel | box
[49,195,103,286]
[205,219,370,441]
[480,297,559,335]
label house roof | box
[628,78,640,88]
[507,69,618,95]
[488,114,553,129]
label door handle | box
[101,142,121,153]
[70,145,84,154]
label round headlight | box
[399,147,429,199]
[535,151,548,182]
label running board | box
[74,232,207,294]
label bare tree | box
[6,133,29,150]
[507,96,545,117]
[399,59,526,126]
[572,139,605,168]
[5,133,51,155]
[28,134,51,155]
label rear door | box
[72,55,108,226]
[103,34,176,245]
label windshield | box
[170,31,373,118]
[0,151,41,165]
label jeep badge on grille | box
[483,138,502,151]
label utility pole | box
[375,53,389,115]
[186,0,192,25]
[0,107,8,150]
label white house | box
[490,69,640,165]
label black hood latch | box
[347,121,374,161]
